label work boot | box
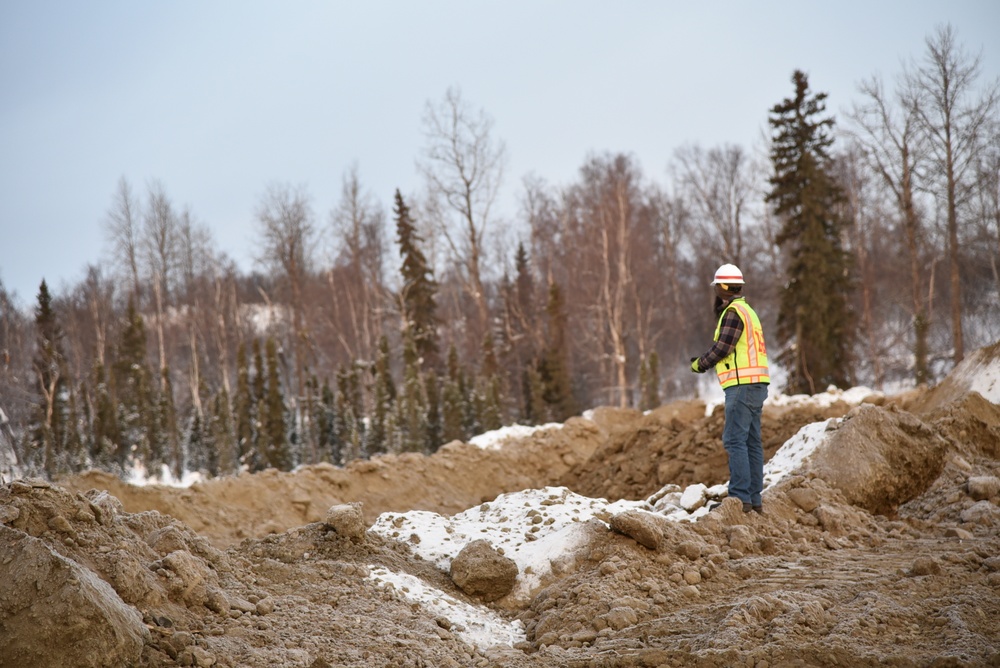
[742,502,752,513]
[752,505,763,514]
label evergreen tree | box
[505,243,538,421]
[251,339,267,470]
[394,190,440,369]
[423,370,442,452]
[317,379,338,464]
[112,297,155,472]
[233,342,256,471]
[158,366,181,479]
[90,361,119,470]
[211,387,238,476]
[64,383,85,472]
[441,345,466,442]
[476,334,503,432]
[30,280,69,477]
[262,337,291,470]
[522,366,547,425]
[539,281,576,422]
[335,365,363,462]
[396,333,427,452]
[185,411,206,477]
[369,336,396,456]
[766,70,855,394]
[514,242,536,327]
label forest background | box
[1,25,999,483]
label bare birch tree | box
[178,209,214,416]
[419,87,506,341]
[255,182,316,406]
[143,180,178,386]
[104,176,143,303]
[328,165,387,362]
[908,24,999,363]
[673,143,755,265]
[848,74,934,383]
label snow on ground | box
[127,463,206,488]
[365,566,526,650]
[468,423,563,450]
[954,345,1000,403]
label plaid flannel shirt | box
[696,308,744,371]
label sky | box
[2,1,999,307]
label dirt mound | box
[561,398,857,502]
[4,343,1000,667]
[62,416,605,548]
[803,404,949,516]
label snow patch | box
[366,566,526,650]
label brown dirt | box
[3,353,1000,667]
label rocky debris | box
[449,539,518,602]
[323,502,367,541]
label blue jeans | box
[722,383,768,506]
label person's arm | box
[694,309,743,371]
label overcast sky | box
[2,1,998,307]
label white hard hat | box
[711,263,745,285]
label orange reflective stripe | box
[717,366,769,384]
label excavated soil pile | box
[2,343,999,667]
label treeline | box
[1,25,998,482]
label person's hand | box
[690,357,702,374]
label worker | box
[690,263,770,513]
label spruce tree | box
[158,366,181,479]
[335,365,363,462]
[441,345,466,442]
[394,190,439,370]
[64,383,85,472]
[90,361,119,469]
[185,411,206,477]
[423,370,443,452]
[539,281,576,422]
[369,336,396,456]
[396,334,428,453]
[319,379,338,464]
[766,70,855,394]
[233,342,256,471]
[522,367,547,425]
[251,339,267,470]
[476,334,503,432]
[30,280,69,477]
[211,387,238,476]
[112,297,154,472]
[263,337,290,470]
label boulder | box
[609,509,664,550]
[449,539,518,602]
[324,502,367,541]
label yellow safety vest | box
[713,298,770,388]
